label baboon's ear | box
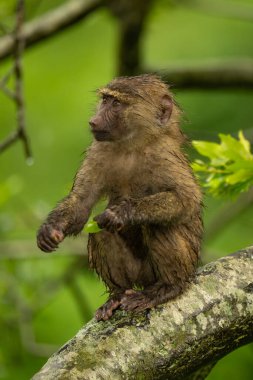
[159,95,173,125]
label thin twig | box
[0,83,16,99]
[0,61,14,85]
[0,67,16,99]
[0,130,19,152]
[3,271,58,357]
[68,277,93,321]
[14,0,32,160]
[35,256,93,321]
[0,0,33,160]
[0,0,103,61]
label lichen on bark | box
[32,247,253,380]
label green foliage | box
[84,219,101,233]
[1,2,253,379]
[192,131,253,198]
[83,199,107,233]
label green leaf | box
[218,132,252,162]
[192,140,221,160]
[191,160,207,172]
[83,198,107,233]
[192,131,253,199]
[239,130,252,155]
[226,168,253,185]
[84,220,101,233]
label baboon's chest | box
[104,153,160,199]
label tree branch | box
[1,1,253,90]
[144,59,253,89]
[0,0,33,159]
[179,0,253,23]
[32,247,253,380]
[0,130,19,152]
[14,0,32,160]
[0,67,16,99]
[0,0,103,61]
[106,0,154,76]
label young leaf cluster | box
[192,131,253,198]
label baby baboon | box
[37,74,203,321]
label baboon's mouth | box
[92,130,111,141]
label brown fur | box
[37,74,203,321]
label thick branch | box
[33,247,253,380]
[0,0,103,61]
[1,1,253,89]
[106,0,154,75]
[144,59,253,89]
[179,0,253,23]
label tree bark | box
[32,247,253,380]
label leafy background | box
[0,0,253,379]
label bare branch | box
[0,130,19,153]
[0,1,252,90]
[0,67,16,102]
[0,0,103,61]
[32,248,253,379]
[144,59,253,89]
[179,0,253,23]
[0,67,16,99]
[3,271,59,357]
[13,0,32,160]
[0,84,16,99]
[0,1,33,159]
[67,276,93,321]
[107,0,154,76]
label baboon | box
[37,74,203,321]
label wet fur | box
[37,74,203,320]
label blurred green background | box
[0,1,253,379]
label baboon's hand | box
[37,224,65,252]
[94,201,131,232]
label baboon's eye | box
[112,99,121,107]
[102,96,108,104]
